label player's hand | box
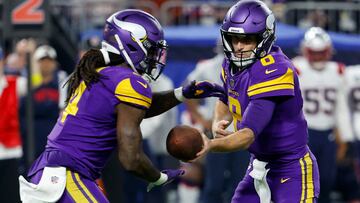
[212,120,232,138]
[147,169,185,192]
[182,80,225,99]
[189,133,211,162]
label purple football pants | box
[30,168,109,203]
[231,151,320,203]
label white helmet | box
[301,27,333,69]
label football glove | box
[147,169,185,192]
[182,80,225,99]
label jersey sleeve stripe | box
[247,68,294,92]
[247,83,294,96]
[115,78,152,107]
[116,94,151,108]
[115,92,151,103]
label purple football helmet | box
[221,0,276,71]
[102,9,167,80]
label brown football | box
[166,125,204,162]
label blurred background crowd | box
[1,0,360,203]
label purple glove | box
[147,169,185,192]
[182,80,225,99]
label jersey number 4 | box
[61,82,87,123]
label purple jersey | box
[221,46,308,163]
[28,66,152,180]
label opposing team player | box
[292,27,355,203]
[343,64,360,201]
[345,65,360,143]
[18,9,224,203]
[195,1,320,202]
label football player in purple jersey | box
[195,1,320,203]
[18,9,225,203]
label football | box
[166,125,204,162]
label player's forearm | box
[213,100,232,123]
[119,146,161,182]
[121,152,161,182]
[145,90,181,118]
[209,128,255,152]
[117,125,160,182]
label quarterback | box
[196,1,320,203]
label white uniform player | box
[344,65,360,140]
[292,27,353,203]
[293,56,353,141]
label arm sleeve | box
[238,98,276,136]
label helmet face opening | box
[221,31,260,73]
[102,9,167,81]
[140,39,168,80]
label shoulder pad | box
[250,54,294,82]
[248,54,295,99]
[114,70,152,109]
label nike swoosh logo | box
[265,69,278,74]
[194,90,204,96]
[137,81,148,88]
[280,178,291,183]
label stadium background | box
[2,0,360,202]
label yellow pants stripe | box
[304,154,314,198]
[300,155,306,202]
[299,153,315,203]
[66,170,98,203]
[74,172,98,203]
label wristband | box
[153,172,168,186]
[174,87,185,102]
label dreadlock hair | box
[65,49,124,104]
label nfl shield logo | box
[51,176,59,184]
[230,79,235,87]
